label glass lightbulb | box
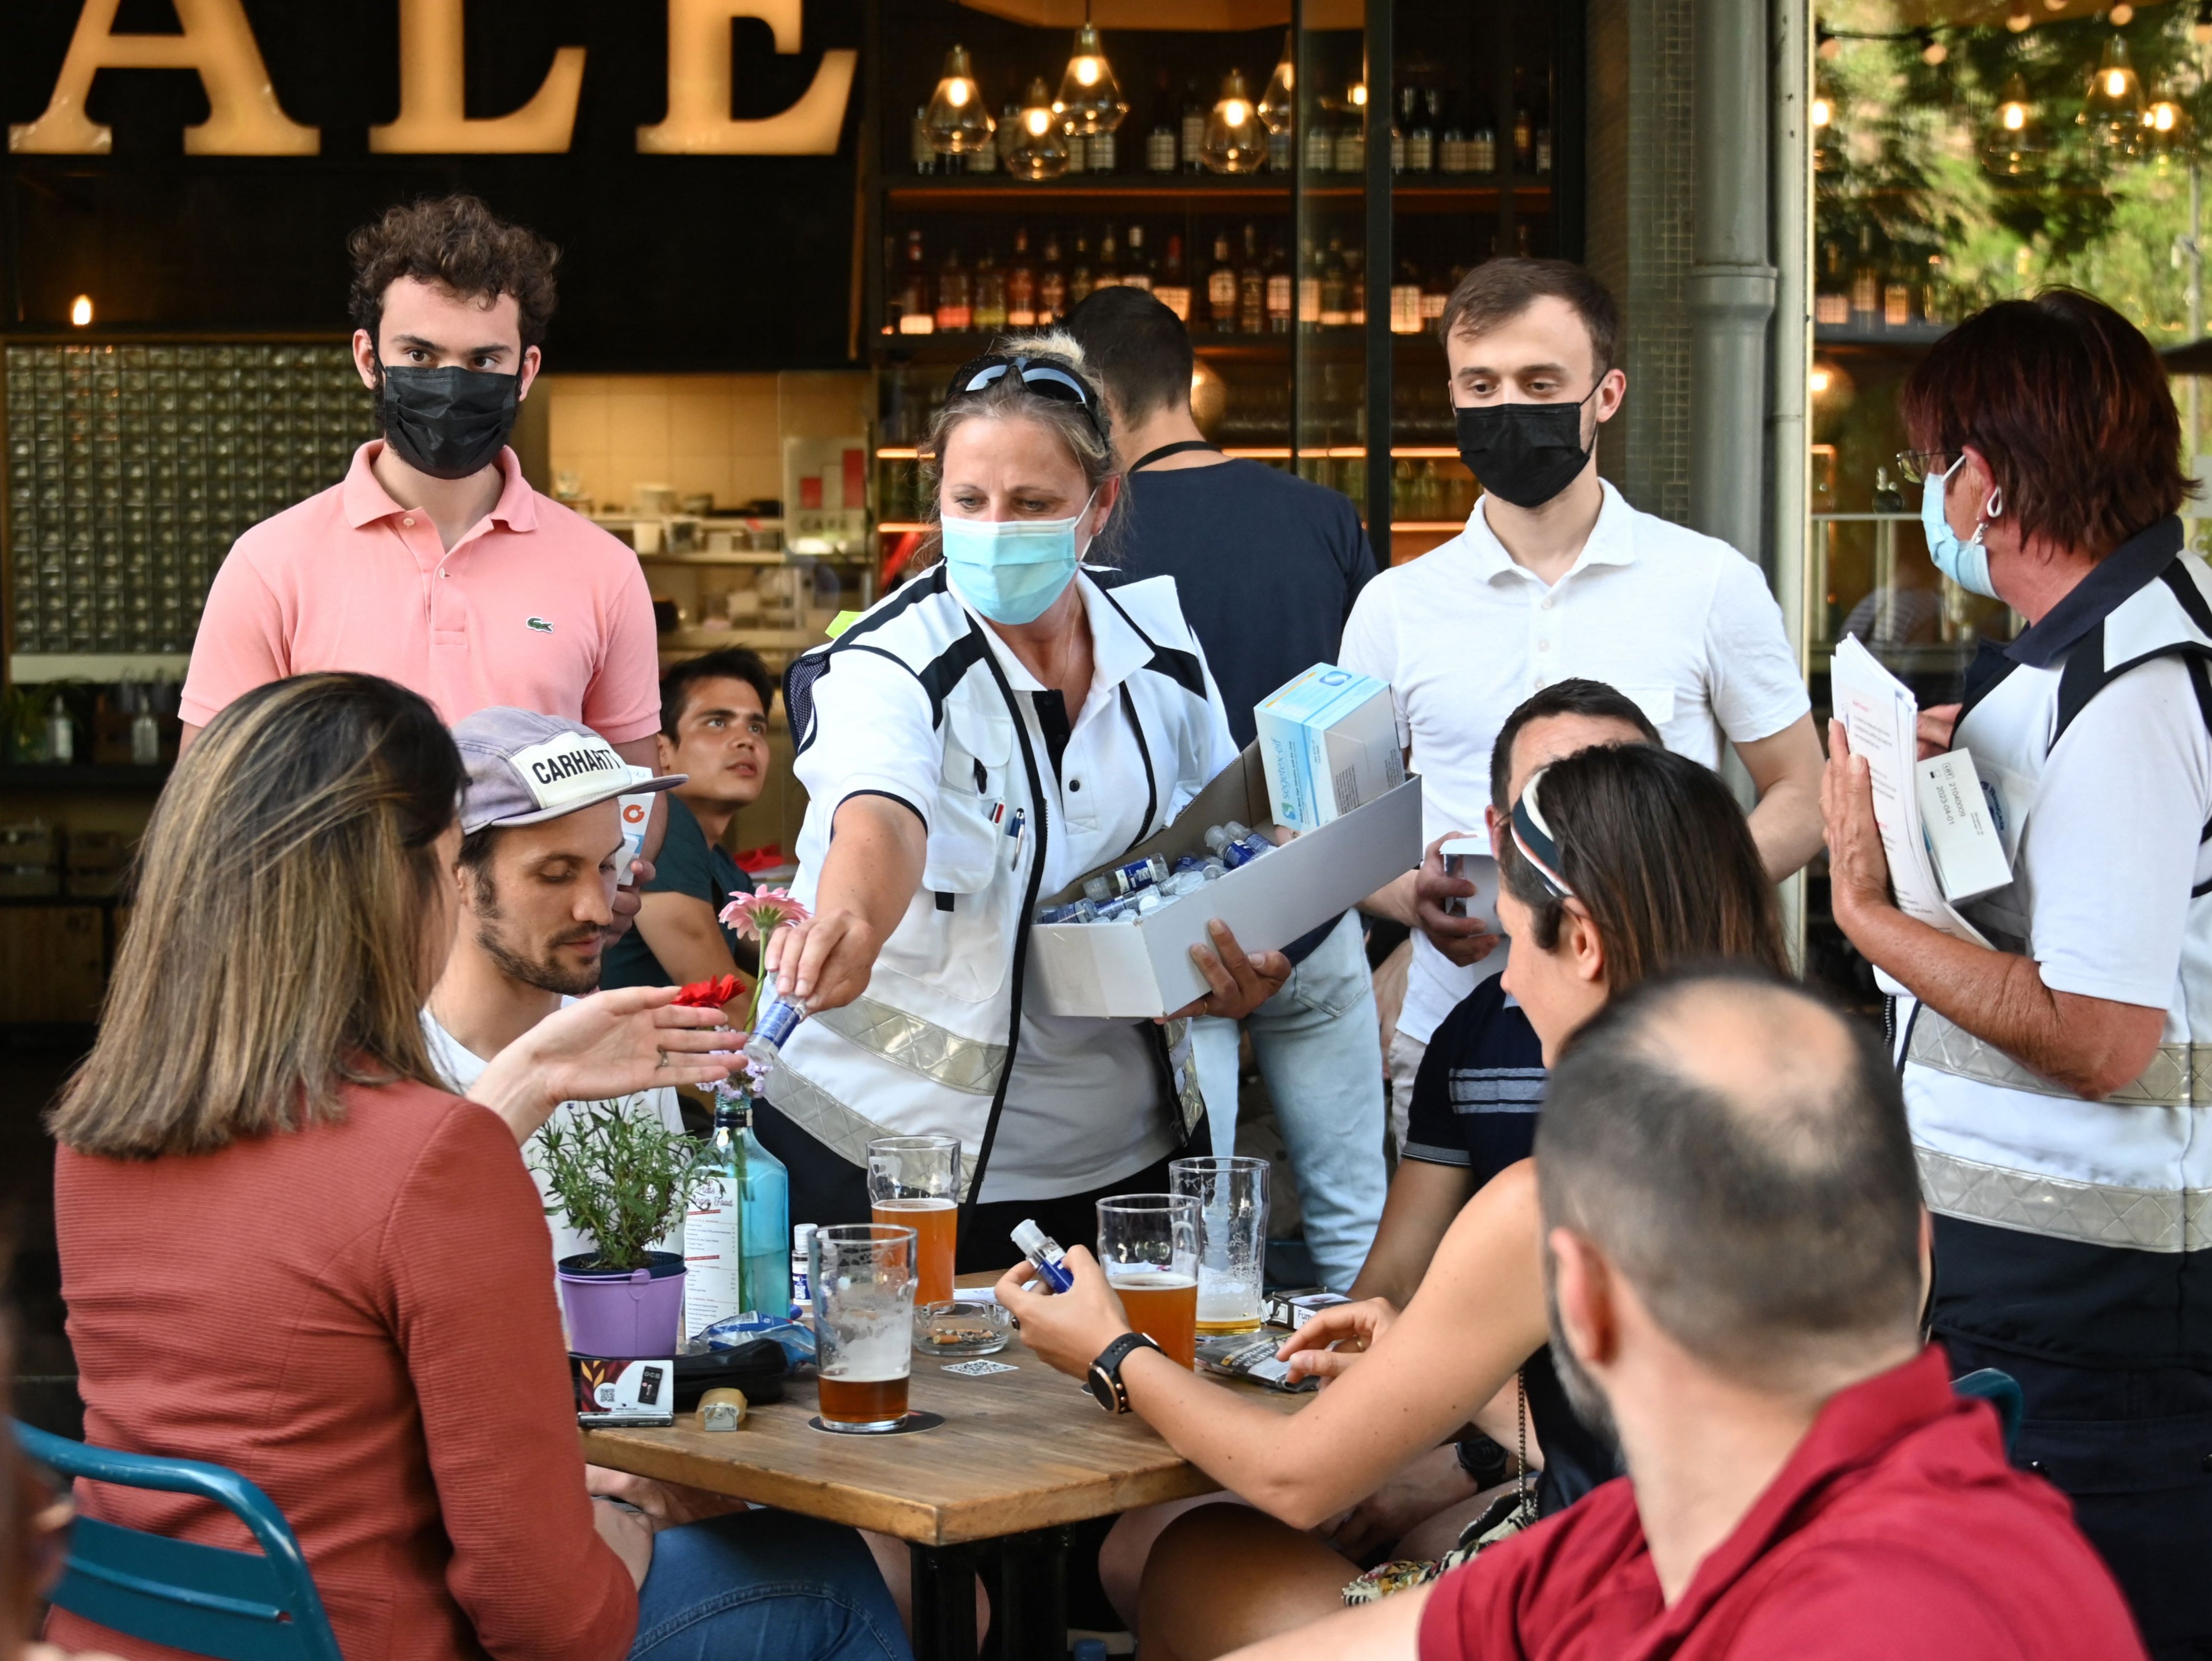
[2081,34,2144,156]
[924,45,995,156]
[1811,96,1833,128]
[1200,70,1266,175]
[1003,76,1071,181]
[69,294,92,327]
[1348,83,1368,108]
[2003,102,2027,132]
[1056,23,1127,136]
[1983,74,2047,176]
[2109,1,2135,22]
[1259,32,1295,136]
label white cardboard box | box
[1029,745,1423,1019]
[1914,749,2013,903]
[1253,665,1407,832]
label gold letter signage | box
[636,0,857,155]
[370,0,586,154]
[9,0,319,156]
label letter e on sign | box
[638,0,857,156]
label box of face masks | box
[1028,742,1423,1019]
[1254,665,1406,833]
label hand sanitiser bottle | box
[1011,1218,1076,1292]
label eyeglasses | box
[945,354,1106,438]
[1894,449,1955,486]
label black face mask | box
[1454,387,1599,510]
[376,363,520,480]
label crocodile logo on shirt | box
[526,616,554,633]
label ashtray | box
[914,1299,1012,1357]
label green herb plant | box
[532,1095,721,1272]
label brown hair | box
[347,194,561,352]
[50,675,464,1160]
[1502,743,1788,991]
[1439,258,1622,377]
[1901,290,2190,560]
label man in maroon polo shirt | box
[1225,968,2144,1661]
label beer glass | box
[1170,1155,1270,1336]
[810,1223,917,1432]
[867,1134,961,1310]
[1096,1194,1201,1368]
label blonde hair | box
[917,331,1124,568]
[50,674,464,1159]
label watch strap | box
[1088,1331,1163,1412]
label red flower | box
[673,974,741,1008]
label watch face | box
[1087,1362,1121,1412]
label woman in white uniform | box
[754,335,1290,1259]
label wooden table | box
[583,1326,1308,1659]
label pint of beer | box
[867,1135,962,1309]
[1097,1194,1202,1368]
[811,1222,918,1432]
[1171,1155,1271,1336]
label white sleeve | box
[1339,577,1409,748]
[790,648,940,834]
[1703,551,1813,746]
[2022,656,2212,1009]
[1198,643,1242,778]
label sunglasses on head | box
[1510,766,1578,901]
[945,354,1106,438]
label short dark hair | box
[1500,743,1789,989]
[348,194,561,352]
[1901,289,2190,560]
[1063,286,1197,425]
[1536,967,1925,1378]
[1489,679,1663,812]
[1439,258,1621,379]
[661,647,777,739]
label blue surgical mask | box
[1922,458,2002,600]
[940,493,1098,625]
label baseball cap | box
[452,707,685,835]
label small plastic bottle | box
[1011,1219,1076,1292]
[1038,899,1099,925]
[746,997,809,1071]
[1083,853,1170,903]
[790,1223,816,1317]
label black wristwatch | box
[1087,1332,1163,1413]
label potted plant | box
[534,1095,721,1358]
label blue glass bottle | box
[732,1094,791,1318]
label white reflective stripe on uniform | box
[1908,1007,2212,1108]
[1916,1143,2212,1253]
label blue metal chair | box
[1952,1366,2024,1456]
[9,1418,342,1661]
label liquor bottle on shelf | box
[1813,238,1849,327]
[897,228,934,334]
[1439,96,1468,173]
[1181,77,1207,172]
[968,110,999,172]
[1512,97,1533,173]
[1039,231,1068,323]
[1155,234,1192,321]
[1305,109,1333,173]
[1319,240,1348,327]
[1391,260,1422,333]
[911,106,936,174]
[1148,71,1178,172]
[1344,245,1367,327]
[1067,128,1088,173]
[1535,125,1553,174]
[998,103,1020,169]
[1090,123,1117,172]
[1268,122,1292,172]
[1390,98,1405,171]
[1265,241,1293,333]
[973,249,1007,333]
[1239,223,1265,334]
[935,245,972,333]
[1007,227,1038,329]
[1207,232,1238,332]
[1297,237,1321,326]
[1069,233,1095,307]
[1404,86,1434,172]
[1123,225,1153,292]
[1335,110,1365,173]
[1422,262,1451,326]
[1095,227,1121,290]
[1472,108,1499,174]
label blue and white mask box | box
[1254,665,1406,834]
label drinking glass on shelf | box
[1170,1155,1270,1337]
[867,1135,962,1310]
[810,1223,918,1433]
[1096,1194,1201,1368]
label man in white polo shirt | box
[1344,260,1823,1138]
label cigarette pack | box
[573,1355,677,1427]
[1254,665,1405,833]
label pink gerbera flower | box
[720,886,810,942]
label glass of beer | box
[1096,1194,1201,1368]
[867,1135,961,1310]
[1170,1155,1270,1337]
[810,1223,918,1432]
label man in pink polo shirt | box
[180,194,659,775]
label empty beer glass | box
[867,1134,961,1310]
[810,1223,917,1432]
[1170,1155,1270,1336]
[1096,1194,1201,1368]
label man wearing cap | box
[422,707,696,1274]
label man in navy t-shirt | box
[1068,286,1383,1289]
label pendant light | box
[1056,12,1127,137]
[2080,33,2145,157]
[2144,79,2189,165]
[1259,32,1295,135]
[1982,74,2047,176]
[1200,69,1267,174]
[924,45,994,156]
[1003,77,1072,180]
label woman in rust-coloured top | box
[43,673,909,1661]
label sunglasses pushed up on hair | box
[943,354,1107,440]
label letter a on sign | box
[370,0,585,154]
[10,0,319,156]
[637,0,857,156]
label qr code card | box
[941,1359,1018,1377]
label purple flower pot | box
[557,1251,686,1358]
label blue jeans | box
[630,1509,911,1661]
[1193,910,1388,1291]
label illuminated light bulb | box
[2144,80,2188,162]
[1055,23,1127,136]
[1811,95,1833,127]
[2006,0,2031,31]
[1809,367,1832,394]
[924,45,995,156]
[2005,103,2027,131]
[69,294,92,327]
[1348,82,1368,108]
[1200,69,1266,175]
[1259,32,1295,135]
[2109,1,2135,22]
[2081,33,2145,156]
[1983,74,2047,176]
[1003,76,1071,180]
